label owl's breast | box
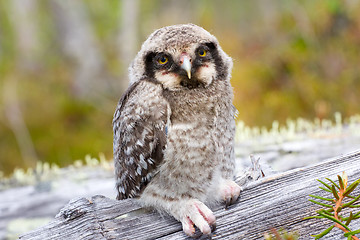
[163,82,229,126]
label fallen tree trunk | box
[20,150,360,239]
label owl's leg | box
[140,190,216,237]
[180,199,216,236]
[218,179,242,209]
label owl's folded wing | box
[113,80,168,200]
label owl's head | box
[129,24,233,90]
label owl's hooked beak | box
[179,53,192,79]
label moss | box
[0,153,112,190]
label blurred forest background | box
[0,0,359,176]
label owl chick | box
[113,24,241,237]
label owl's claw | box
[181,200,216,237]
[220,180,242,209]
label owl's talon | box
[181,200,216,237]
[182,217,196,236]
[220,180,242,209]
[224,194,235,209]
[210,222,216,232]
[224,199,231,210]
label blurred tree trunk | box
[5,0,40,168]
[3,78,38,167]
[257,0,278,38]
[118,0,139,89]
[9,0,40,70]
[49,0,108,99]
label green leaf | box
[319,186,332,193]
[343,194,360,208]
[325,208,335,213]
[311,225,334,239]
[338,175,344,190]
[347,194,357,199]
[309,194,334,202]
[304,216,325,220]
[348,204,360,208]
[340,216,347,221]
[318,211,351,231]
[309,199,333,208]
[316,209,335,218]
[344,181,359,197]
[346,179,360,190]
[345,212,353,226]
[347,235,352,240]
[326,178,340,189]
[344,228,360,237]
[352,211,360,219]
[331,185,339,200]
[318,179,332,190]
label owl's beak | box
[179,54,192,79]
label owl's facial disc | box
[145,42,218,90]
[177,44,217,89]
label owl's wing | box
[113,80,168,200]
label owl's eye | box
[158,56,169,65]
[198,49,207,57]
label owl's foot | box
[219,180,242,209]
[180,199,216,237]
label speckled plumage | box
[113,24,240,237]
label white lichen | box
[0,153,113,190]
[235,113,360,144]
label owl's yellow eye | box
[198,49,207,57]
[158,56,168,65]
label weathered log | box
[2,121,359,239]
[20,150,360,239]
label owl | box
[113,24,241,237]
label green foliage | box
[227,0,360,127]
[1,1,360,174]
[305,172,360,239]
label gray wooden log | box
[20,150,360,240]
[3,123,360,239]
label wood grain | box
[20,150,360,240]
